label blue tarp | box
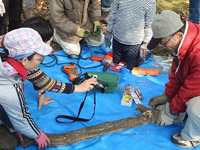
[15,43,199,150]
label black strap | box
[56,89,96,123]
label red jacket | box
[165,21,200,114]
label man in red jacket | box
[147,10,200,148]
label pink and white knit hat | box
[3,28,52,60]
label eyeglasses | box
[32,57,44,63]
[159,35,174,47]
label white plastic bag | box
[151,55,172,75]
[22,0,35,8]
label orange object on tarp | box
[131,67,159,76]
[63,65,79,81]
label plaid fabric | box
[113,38,151,69]
[3,28,52,60]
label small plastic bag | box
[151,55,172,75]
[22,0,35,8]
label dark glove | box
[104,31,112,48]
[148,94,171,108]
[34,130,50,149]
[156,102,178,126]
[92,25,101,36]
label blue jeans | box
[189,0,200,23]
[101,0,112,11]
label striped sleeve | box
[143,0,156,43]
[27,66,74,94]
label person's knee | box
[63,45,80,56]
[86,33,104,47]
[186,96,200,118]
[53,30,81,56]
[62,41,81,56]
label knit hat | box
[147,10,184,49]
[4,28,52,60]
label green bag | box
[85,72,119,93]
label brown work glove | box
[148,94,171,108]
[149,94,186,125]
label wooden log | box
[19,104,158,148]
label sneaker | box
[171,133,200,148]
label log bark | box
[19,104,158,148]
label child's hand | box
[104,31,112,48]
[38,92,53,110]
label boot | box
[101,11,110,24]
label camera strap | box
[56,89,96,123]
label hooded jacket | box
[165,21,200,114]
[0,58,41,138]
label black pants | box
[0,104,14,129]
[0,0,22,32]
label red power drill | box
[91,51,113,72]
